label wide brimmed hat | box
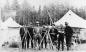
[36,21,40,24]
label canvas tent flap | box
[79,29,86,40]
[0,28,21,46]
[54,10,86,28]
[0,29,8,46]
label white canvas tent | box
[1,17,21,29]
[0,17,21,46]
[54,10,86,28]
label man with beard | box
[33,21,42,50]
[64,22,73,50]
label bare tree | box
[16,0,36,25]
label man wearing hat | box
[27,23,34,48]
[33,21,42,50]
[41,25,47,48]
[64,22,73,50]
[58,24,65,51]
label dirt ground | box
[0,44,86,52]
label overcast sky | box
[0,0,86,10]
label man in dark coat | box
[58,24,65,51]
[20,26,25,49]
[25,27,30,48]
[64,22,73,50]
[49,24,59,45]
[41,25,47,48]
[27,23,34,48]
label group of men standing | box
[20,22,73,51]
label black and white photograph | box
[0,0,86,52]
